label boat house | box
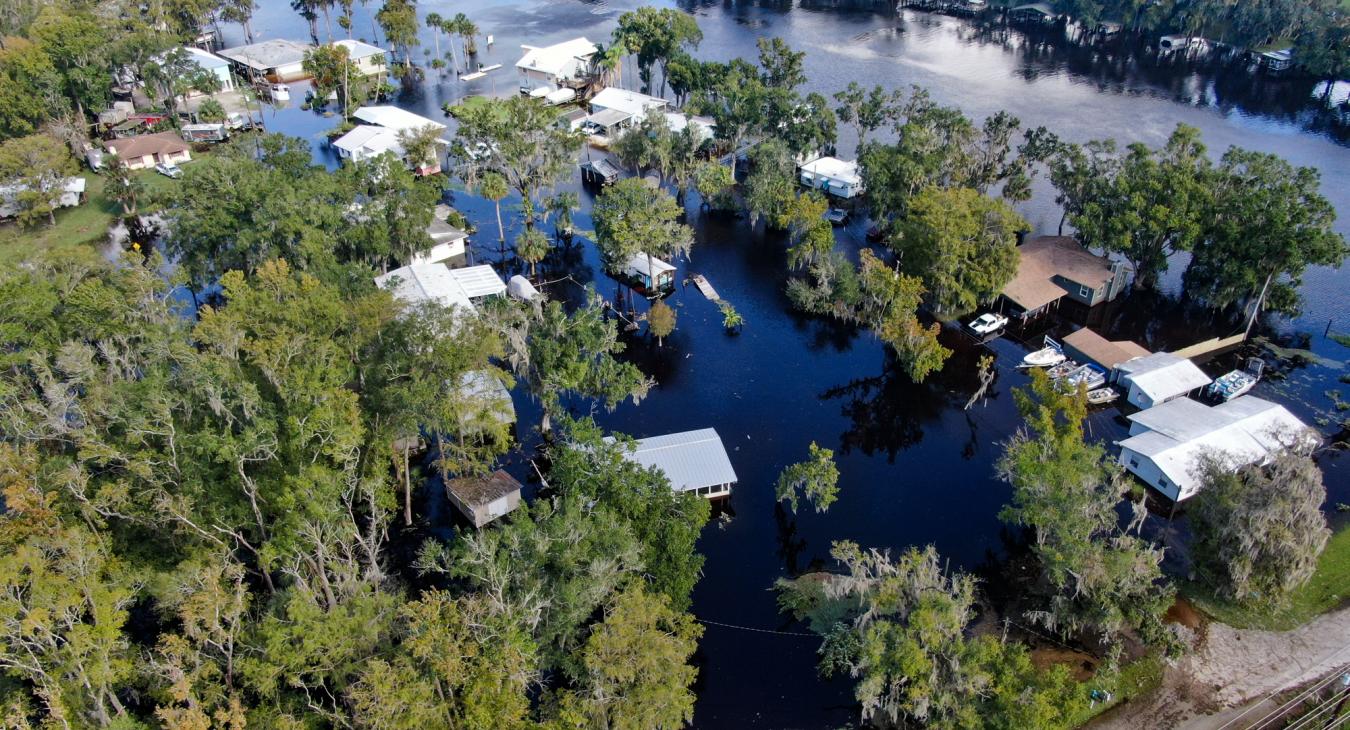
[798,156,863,199]
[1117,396,1316,502]
[1061,328,1150,373]
[515,37,596,94]
[218,39,314,81]
[614,428,739,498]
[1010,2,1055,23]
[1115,352,1211,409]
[1256,47,1293,71]
[999,236,1130,321]
[103,132,191,170]
[332,39,388,76]
[623,252,676,293]
[445,470,523,527]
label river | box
[221,1,1349,726]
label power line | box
[1220,649,1350,730]
[694,618,819,638]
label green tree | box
[396,123,444,174]
[693,160,735,211]
[0,133,76,227]
[857,249,951,382]
[612,7,702,96]
[833,81,896,148]
[479,171,509,248]
[558,586,702,730]
[592,177,693,290]
[719,301,744,333]
[376,0,419,69]
[0,39,61,139]
[197,97,227,122]
[647,299,676,346]
[516,226,550,278]
[1191,451,1330,606]
[776,441,840,513]
[756,36,806,89]
[29,7,110,121]
[303,43,361,113]
[743,138,797,228]
[104,154,144,216]
[891,186,1026,319]
[1184,147,1346,326]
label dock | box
[460,64,502,81]
[691,274,720,301]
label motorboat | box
[1087,387,1119,405]
[1047,360,1078,379]
[1207,370,1257,402]
[968,312,1009,335]
[1019,346,1066,368]
[824,208,849,225]
[1063,363,1108,390]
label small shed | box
[456,371,516,430]
[445,470,523,527]
[449,265,507,300]
[411,207,469,267]
[613,428,739,498]
[1257,48,1293,71]
[581,158,621,185]
[623,252,676,292]
[508,274,541,301]
[1115,352,1212,409]
[1061,328,1150,372]
[798,156,863,199]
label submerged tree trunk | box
[402,441,412,526]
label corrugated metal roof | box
[1118,352,1211,401]
[799,156,861,184]
[353,105,446,132]
[625,252,675,277]
[516,37,595,76]
[613,428,738,493]
[449,265,507,299]
[374,263,475,311]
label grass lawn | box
[0,162,186,267]
[1069,651,1167,726]
[1182,525,1350,631]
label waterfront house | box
[218,39,314,82]
[663,112,716,145]
[1115,352,1212,409]
[1256,47,1293,71]
[375,263,476,312]
[588,88,669,126]
[409,205,469,267]
[1061,328,1150,373]
[445,470,523,527]
[516,37,596,94]
[612,428,739,498]
[333,125,400,163]
[623,252,676,292]
[335,106,447,174]
[1117,396,1316,501]
[160,47,235,93]
[999,236,1129,321]
[798,156,863,199]
[332,39,388,76]
[103,132,191,170]
[1010,2,1055,23]
[0,177,85,219]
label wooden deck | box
[1173,333,1247,360]
[691,274,720,301]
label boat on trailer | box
[1086,387,1119,405]
[1020,345,1066,368]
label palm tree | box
[452,13,479,56]
[479,172,509,253]
[588,42,623,91]
[425,13,444,72]
[516,227,549,279]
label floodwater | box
[222,2,1349,726]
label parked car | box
[155,162,183,179]
[968,312,1008,335]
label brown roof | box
[104,131,189,159]
[445,469,522,507]
[1002,236,1116,311]
[1063,327,1151,369]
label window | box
[1158,478,1169,488]
[1129,458,1139,468]
[1078,284,1093,298]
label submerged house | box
[1115,352,1212,409]
[332,39,388,76]
[218,39,314,81]
[1117,396,1316,501]
[1256,47,1293,71]
[623,252,676,293]
[1010,2,1055,23]
[104,132,191,170]
[999,236,1130,321]
[798,156,863,199]
[375,263,476,312]
[410,205,470,267]
[516,37,596,94]
[334,106,447,174]
[160,47,236,93]
[445,470,523,527]
[613,428,739,498]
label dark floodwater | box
[225,2,1350,727]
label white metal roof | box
[218,39,313,71]
[664,112,715,142]
[352,105,446,132]
[625,252,676,277]
[1121,395,1317,496]
[584,108,633,130]
[590,87,669,118]
[799,156,861,185]
[449,265,507,299]
[374,263,475,312]
[516,37,596,76]
[179,46,230,70]
[613,428,739,492]
[332,39,387,60]
[1117,352,1211,402]
[333,125,400,155]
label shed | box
[1117,396,1317,501]
[1257,48,1293,71]
[1061,328,1150,372]
[508,274,541,301]
[612,428,739,498]
[623,252,676,292]
[445,470,523,527]
[374,263,475,313]
[798,156,863,199]
[104,132,191,170]
[456,370,516,430]
[1115,352,1212,409]
[580,158,621,185]
[218,39,314,81]
[449,265,507,299]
